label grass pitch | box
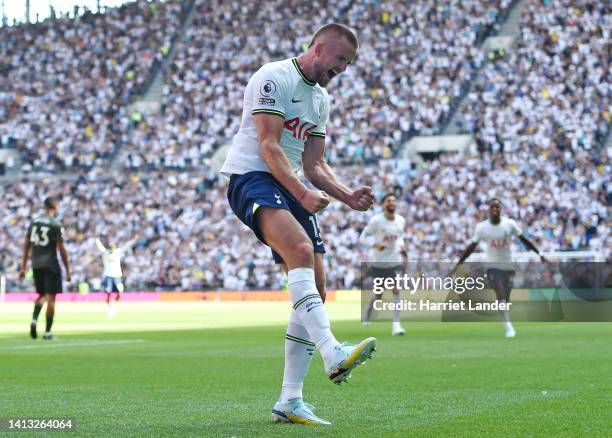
[1,301,610,437]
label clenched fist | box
[300,190,331,213]
[346,186,375,211]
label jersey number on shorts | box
[30,225,50,246]
[308,216,320,238]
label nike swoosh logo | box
[316,240,323,246]
[307,304,323,312]
[291,98,302,103]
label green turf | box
[0,302,611,437]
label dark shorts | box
[103,276,124,293]
[370,265,403,294]
[486,269,515,292]
[227,171,325,264]
[33,268,62,295]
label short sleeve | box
[55,223,64,241]
[309,92,329,139]
[472,223,483,243]
[359,216,377,244]
[26,221,33,237]
[250,66,291,119]
[508,219,521,237]
[399,216,407,236]
[364,216,379,235]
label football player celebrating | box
[451,198,548,337]
[221,23,376,425]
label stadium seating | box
[0,0,188,172]
[121,0,515,169]
[455,1,609,153]
[0,0,609,291]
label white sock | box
[288,268,339,365]
[498,300,511,323]
[280,311,314,403]
[498,300,514,331]
[392,293,401,324]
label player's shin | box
[281,311,314,403]
[287,267,339,365]
[364,293,378,323]
[45,315,53,333]
[32,302,43,322]
[392,293,401,324]
[498,299,515,335]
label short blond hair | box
[309,23,359,49]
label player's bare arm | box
[518,235,548,263]
[95,237,107,253]
[57,239,71,282]
[19,233,31,281]
[400,247,408,264]
[451,241,479,275]
[302,134,374,211]
[255,113,330,213]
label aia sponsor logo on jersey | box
[284,117,316,140]
[490,239,510,249]
[383,234,398,243]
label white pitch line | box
[0,339,146,350]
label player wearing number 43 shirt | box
[451,198,548,338]
[359,193,407,335]
[19,197,71,341]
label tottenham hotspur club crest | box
[260,80,277,97]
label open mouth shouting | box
[327,68,340,80]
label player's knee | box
[288,240,314,267]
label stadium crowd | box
[122,0,514,169]
[1,151,609,291]
[1,0,609,292]
[455,1,609,155]
[0,0,188,172]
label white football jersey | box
[473,217,522,263]
[95,238,136,278]
[221,58,329,176]
[360,213,406,265]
